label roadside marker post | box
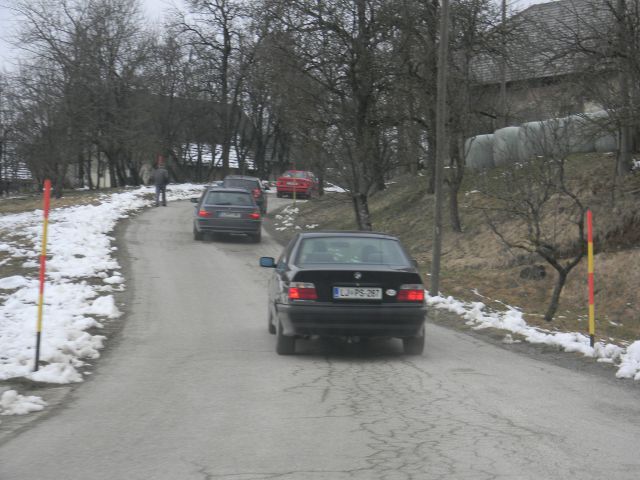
[34,179,51,372]
[587,209,595,348]
[292,164,297,206]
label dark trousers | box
[155,185,167,206]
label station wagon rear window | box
[204,191,253,206]
[223,179,259,190]
[295,237,411,266]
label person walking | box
[153,157,170,207]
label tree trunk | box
[425,123,436,194]
[355,193,373,231]
[544,269,567,322]
[448,181,462,233]
[617,124,633,175]
[448,136,465,233]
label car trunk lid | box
[292,268,423,304]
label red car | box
[276,170,319,199]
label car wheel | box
[251,230,262,243]
[268,308,276,335]
[276,321,295,355]
[403,332,425,355]
[276,192,283,198]
[193,226,203,241]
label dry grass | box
[290,154,640,345]
[0,187,134,215]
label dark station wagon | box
[222,175,268,214]
[260,231,427,355]
[191,186,262,242]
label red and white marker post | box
[34,179,51,372]
[587,209,595,348]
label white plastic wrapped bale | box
[518,117,593,160]
[464,134,495,170]
[595,134,618,152]
[564,114,596,154]
[492,126,521,166]
[585,110,618,153]
[517,121,547,161]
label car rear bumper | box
[277,186,309,194]
[276,302,426,338]
[195,219,261,234]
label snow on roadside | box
[274,205,302,231]
[324,182,347,193]
[427,294,640,380]
[0,184,204,402]
[0,389,47,416]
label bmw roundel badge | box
[386,289,397,296]
[354,272,362,280]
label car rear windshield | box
[204,191,254,206]
[295,236,411,267]
[223,178,259,190]
[282,171,308,179]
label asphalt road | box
[1,195,639,480]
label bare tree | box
[476,119,589,321]
[537,0,640,175]
[254,0,406,230]
[446,0,500,232]
[12,0,153,191]
[176,0,250,178]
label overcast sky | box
[0,0,551,73]
[0,0,185,71]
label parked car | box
[191,186,262,242]
[259,231,427,355]
[222,175,268,214]
[276,170,319,199]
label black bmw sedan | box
[259,231,427,355]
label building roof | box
[471,0,614,85]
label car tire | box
[268,308,276,335]
[276,192,283,198]
[193,226,204,241]
[251,230,262,243]
[276,321,295,355]
[403,332,425,355]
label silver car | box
[191,187,262,242]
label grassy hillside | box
[283,153,640,345]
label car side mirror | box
[190,198,199,203]
[260,256,276,268]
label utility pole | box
[431,0,450,297]
[499,0,508,127]
[616,0,632,175]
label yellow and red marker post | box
[34,179,51,372]
[587,209,595,348]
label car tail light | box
[397,284,425,302]
[288,282,318,300]
[198,210,212,218]
[252,188,261,198]
[248,211,260,220]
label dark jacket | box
[153,167,169,187]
